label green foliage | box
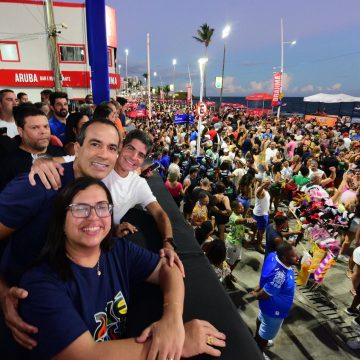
[192,23,215,48]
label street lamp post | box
[125,48,129,97]
[277,18,296,119]
[172,58,177,106]
[220,25,230,106]
[197,57,208,156]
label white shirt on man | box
[102,170,156,224]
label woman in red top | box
[165,171,189,207]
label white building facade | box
[0,0,120,102]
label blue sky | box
[83,0,360,97]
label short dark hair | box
[13,104,46,128]
[38,177,114,280]
[274,214,288,227]
[40,89,53,97]
[276,242,294,263]
[17,92,27,100]
[49,91,68,106]
[93,103,113,120]
[215,182,226,194]
[77,118,120,146]
[206,239,226,266]
[116,96,127,106]
[123,129,153,155]
[0,89,14,101]
[300,165,309,177]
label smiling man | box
[103,129,176,249]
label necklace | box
[67,251,102,277]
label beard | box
[54,109,68,118]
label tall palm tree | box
[193,23,215,98]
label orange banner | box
[305,115,337,127]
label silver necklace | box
[67,251,102,277]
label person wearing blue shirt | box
[251,243,299,352]
[48,91,69,144]
[19,177,226,359]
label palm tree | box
[163,84,171,98]
[193,23,215,98]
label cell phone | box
[140,162,160,177]
[0,127,7,135]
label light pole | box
[277,18,296,119]
[197,57,208,156]
[125,48,129,97]
[172,58,177,105]
[220,25,230,106]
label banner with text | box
[0,69,120,89]
[271,72,282,107]
[187,83,192,103]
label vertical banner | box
[86,0,110,103]
[160,89,164,102]
[272,72,282,107]
[187,83,192,103]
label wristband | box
[163,237,177,250]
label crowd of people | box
[0,86,360,357]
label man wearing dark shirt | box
[0,106,64,191]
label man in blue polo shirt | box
[251,243,299,351]
[48,91,69,144]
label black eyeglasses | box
[67,201,113,218]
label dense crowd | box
[1,87,360,357]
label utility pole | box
[44,0,62,91]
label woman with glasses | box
[19,177,225,359]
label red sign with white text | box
[0,69,120,89]
[187,83,192,103]
[271,72,282,107]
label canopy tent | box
[303,93,360,103]
[245,93,273,101]
[245,93,273,115]
[221,102,247,109]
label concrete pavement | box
[231,247,360,359]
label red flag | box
[187,83,192,103]
[272,72,282,107]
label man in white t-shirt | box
[265,142,278,165]
[0,89,18,138]
[103,129,176,249]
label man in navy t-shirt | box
[251,243,299,351]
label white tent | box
[303,93,360,103]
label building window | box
[58,44,86,63]
[108,48,113,67]
[0,41,20,62]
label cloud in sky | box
[300,84,315,93]
[327,83,342,91]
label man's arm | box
[146,201,173,248]
[251,288,271,301]
[0,277,38,349]
[255,183,265,199]
[136,257,185,359]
